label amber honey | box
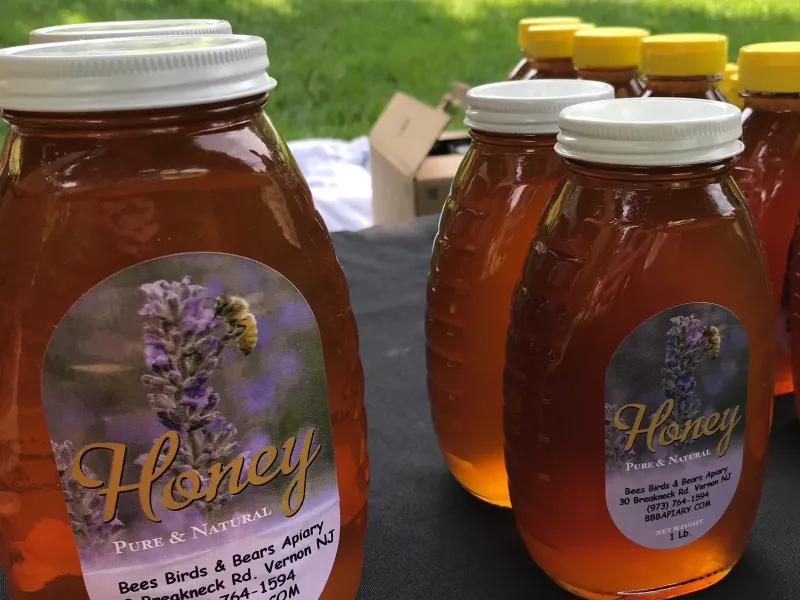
[426,80,614,507]
[0,36,368,600]
[736,42,800,400]
[505,98,773,599]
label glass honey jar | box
[520,23,596,81]
[574,27,650,98]
[641,34,729,101]
[735,42,800,400]
[719,63,743,108]
[427,79,614,507]
[509,17,582,81]
[0,35,369,600]
[505,97,773,599]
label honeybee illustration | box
[703,325,721,360]
[213,294,258,355]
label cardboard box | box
[369,87,472,225]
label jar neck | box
[2,94,268,136]
[470,129,558,150]
[742,93,800,112]
[564,157,735,184]
[644,74,721,95]
[528,57,575,77]
[576,66,640,83]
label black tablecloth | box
[336,214,800,600]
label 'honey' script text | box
[614,399,740,457]
[72,429,321,523]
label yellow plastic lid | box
[524,23,596,59]
[718,63,743,107]
[518,17,582,48]
[642,33,728,77]
[738,42,800,93]
[573,27,651,68]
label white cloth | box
[287,136,373,232]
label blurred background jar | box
[509,16,582,80]
[719,63,744,108]
[427,79,613,507]
[574,26,650,98]
[519,22,595,80]
[736,42,800,400]
[641,33,728,100]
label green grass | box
[1,0,800,140]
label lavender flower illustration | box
[48,277,257,549]
[605,403,635,469]
[661,315,720,452]
[139,277,254,517]
[51,440,124,550]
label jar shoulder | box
[510,175,773,358]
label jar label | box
[42,253,340,600]
[604,303,746,550]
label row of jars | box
[0,14,794,600]
[505,19,800,401]
[426,23,800,600]
[509,16,746,105]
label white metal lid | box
[464,79,615,135]
[555,98,743,166]
[29,19,232,43]
[0,35,276,113]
